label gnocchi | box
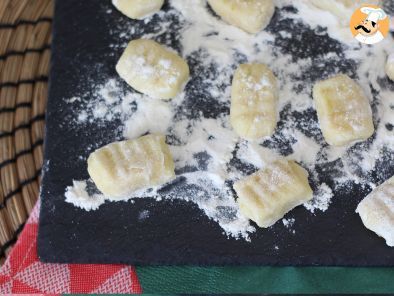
[207,0,275,34]
[230,63,278,140]
[116,39,190,100]
[356,176,394,247]
[87,134,175,198]
[386,54,394,82]
[313,74,374,146]
[112,0,164,20]
[233,159,313,228]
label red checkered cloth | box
[0,202,142,294]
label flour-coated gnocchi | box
[116,39,189,100]
[233,159,313,228]
[313,74,374,146]
[207,0,275,34]
[87,134,175,198]
[112,0,164,20]
[230,63,278,140]
[356,176,394,247]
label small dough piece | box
[116,39,189,100]
[386,54,394,82]
[356,176,394,247]
[313,74,374,146]
[207,0,275,34]
[87,134,175,198]
[230,63,278,140]
[112,0,164,20]
[234,159,313,228]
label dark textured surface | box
[38,0,394,266]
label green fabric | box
[136,266,394,294]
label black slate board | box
[38,0,394,266]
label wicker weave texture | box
[0,0,52,264]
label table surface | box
[38,0,394,266]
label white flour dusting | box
[123,95,173,139]
[65,180,105,211]
[282,218,295,228]
[282,217,296,234]
[62,0,394,241]
[138,210,150,220]
[304,183,333,213]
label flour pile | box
[63,0,394,241]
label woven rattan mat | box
[0,0,52,264]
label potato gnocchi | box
[356,176,394,247]
[313,74,374,146]
[112,0,164,20]
[207,0,275,34]
[116,39,190,100]
[230,63,278,140]
[233,159,313,228]
[87,134,175,198]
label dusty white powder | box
[288,131,321,165]
[236,141,280,169]
[138,210,150,220]
[388,53,394,69]
[62,0,394,240]
[304,183,333,213]
[65,181,105,211]
[123,95,173,139]
[282,218,295,228]
[282,217,296,234]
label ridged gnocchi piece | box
[313,74,374,146]
[207,0,275,34]
[112,0,164,20]
[116,39,190,100]
[233,159,313,228]
[230,63,278,140]
[87,134,175,198]
[356,176,394,247]
[386,54,394,82]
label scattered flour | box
[138,210,150,221]
[288,131,321,166]
[282,218,296,234]
[236,141,280,169]
[65,181,105,211]
[61,0,394,240]
[304,183,334,213]
[123,95,173,139]
[282,218,295,228]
